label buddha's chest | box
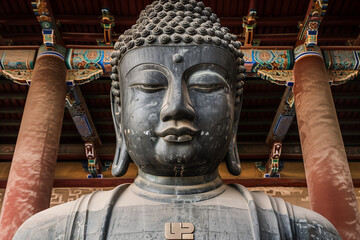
[104,204,254,239]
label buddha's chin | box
[154,138,205,166]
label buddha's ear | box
[225,80,244,176]
[110,93,130,177]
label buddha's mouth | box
[162,134,193,142]
[156,127,200,143]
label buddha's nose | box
[160,86,195,122]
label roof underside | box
[0,0,359,164]
[1,0,359,46]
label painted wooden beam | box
[2,15,360,27]
[266,87,295,146]
[65,85,104,177]
[296,0,328,46]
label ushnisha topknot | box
[110,0,245,105]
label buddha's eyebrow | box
[187,71,230,89]
[189,70,226,81]
[185,64,229,83]
[125,63,169,80]
[129,70,168,85]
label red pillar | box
[0,54,67,240]
[293,50,360,240]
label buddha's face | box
[118,45,237,176]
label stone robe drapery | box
[14,183,340,240]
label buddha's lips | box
[156,127,200,143]
[155,127,200,138]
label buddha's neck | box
[131,170,225,203]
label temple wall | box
[1,187,360,214]
[1,162,360,214]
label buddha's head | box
[110,0,245,177]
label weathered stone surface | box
[14,183,340,239]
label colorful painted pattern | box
[1,70,33,85]
[73,115,93,137]
[32,0,57,49]
[257,70,294,86]
[328,70,360,85]
[294,45,322,62]
[299,0,328,47]
[258,69,358,86]
[323,50,360,70]
[0,50,36,70]
[2,69,102,86]
[242,49,293,73]
[37,45,66,61]
[66,49,112,76]
[66,69,103,86]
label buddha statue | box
[14,0,340,239]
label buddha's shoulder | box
[14,184,130,240]
[14,183,341,239]
[228,183,341,239]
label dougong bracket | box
[98,9,115,46]
[85,142,102,178]
[32,0,63,49]
[296,0,328,47]
[242,10,257,47]
[256,142,284,178]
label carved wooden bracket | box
[258,69,359,86]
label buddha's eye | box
[128,70,168,93]
[187,70,228,93]
[131,84,167,93]
[189,84,224,93]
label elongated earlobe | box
[225,82,243,176]
[225,135,241,176]
[110,93,130,177]
[111,139,131,177]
